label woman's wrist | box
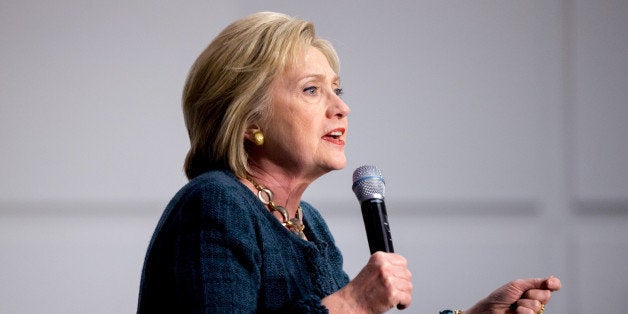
[321,286,364,314]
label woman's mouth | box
[322,128,346,145]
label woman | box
[138,12,560,313]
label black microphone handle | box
[360,198,394,254]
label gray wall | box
[1,1,627,313]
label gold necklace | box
[248,177,306,240]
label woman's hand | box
[322,252,413,314]
[464,276,561,314]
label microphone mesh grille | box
[352,165,385,202]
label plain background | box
[1,1,626,313]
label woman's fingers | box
[522,288,552,304]
[544,276,561,291]
[516,298,543,313]
[370,252,413,310]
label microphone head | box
[352,165,385,202]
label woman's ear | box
[244,125,264,146]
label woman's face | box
[262,46,350,180]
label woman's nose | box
[328,93,350,118]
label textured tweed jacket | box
[138,170,350,313]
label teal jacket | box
[138,170,350,313]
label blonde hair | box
[182,12,339,179]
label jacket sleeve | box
[141,184,263,313]
[194,186,263,312]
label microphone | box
[352,165,394,254]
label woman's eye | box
[334,88,344,97]
[303,86,318,95]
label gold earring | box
[253,131,264,146]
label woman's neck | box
[241,166,313,218]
